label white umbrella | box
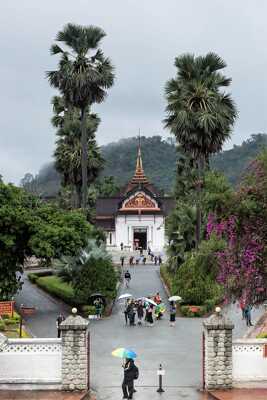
[169,295,182,302]
[144,297,157,306]
[118,293,133,300]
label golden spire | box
[130,132,149,184]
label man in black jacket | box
[122,358,137,399]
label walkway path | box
[15,265,264,400]
[15,273,70,338]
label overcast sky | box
[1,1,267,183]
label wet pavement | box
[15,264,265,400]
[15,273,70,337]
[0,391,88,400]
[92,387,211,400]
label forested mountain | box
[19,133,267,196]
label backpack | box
[133,365,139,380]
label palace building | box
[95,143,175,252]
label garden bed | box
[28,272,114,317]
[0,312,30,338]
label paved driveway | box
[15,264,264,399]
[15,273,70,337]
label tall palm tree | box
[164,52,237,245]
[53,105,104,208]
[47,23,114,210]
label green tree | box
[52,96,104,208]
[95,176,120,197]
[0,182,92,300]
[164,52,237,245]
[47,23,115,211]
[56,239,117,302]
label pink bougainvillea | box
[207,214,265,305]
[206,153,267,306]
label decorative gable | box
[119,192,160,212]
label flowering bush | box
[207,149,267,305]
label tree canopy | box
[0,182,93,300]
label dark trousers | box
[124,311,128,324]
[122,379,134,398]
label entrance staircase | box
[107,248,166,264]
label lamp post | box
[157,363,165,393]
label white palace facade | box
[95,144,174,252]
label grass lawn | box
[36,275,77,305]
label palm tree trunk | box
[81,106,88,211]
[196,156,205,248]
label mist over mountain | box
[19,133,267,197]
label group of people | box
[123,292,177,327]
[121,254,163,267]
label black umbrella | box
[90,293,106,305]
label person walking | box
[127,301,136,326]
[154,292,161,305]
[124,299,130,325]
[158,255,162,265]
[94,298,103,320]
[56,313,65,338]
[137,300,144,325]
[146,305,154,326]
[124,270,131,288]
[244,305,253,326]
[120,255,125,267]
[120,242,124,251]
[239,299,245,320]
[154,256,158,265]
[122,358,138,399]
[169,301,176,327]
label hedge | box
[36,276,78,306]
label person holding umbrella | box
[112,348,138,399]
[94,298,103,320]
[169,300,176,327]
[122,357,138,399]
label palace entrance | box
[133,227,147,250]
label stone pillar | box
[60,310,89,391]
[203,309,234,390]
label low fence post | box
[60,309,89,391]
[203,308,234,390]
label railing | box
[4,338,61,353]
[0,338,62,384]
[233,339,267,384]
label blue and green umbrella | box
[112,347,137,359]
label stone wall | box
[61,313,89,391]
[203,311,234,390]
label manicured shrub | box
[36,276,78,305]
[0,319,6,331]
[4,319,17,326]
[82,305,96,315]
[28,273,38,283]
